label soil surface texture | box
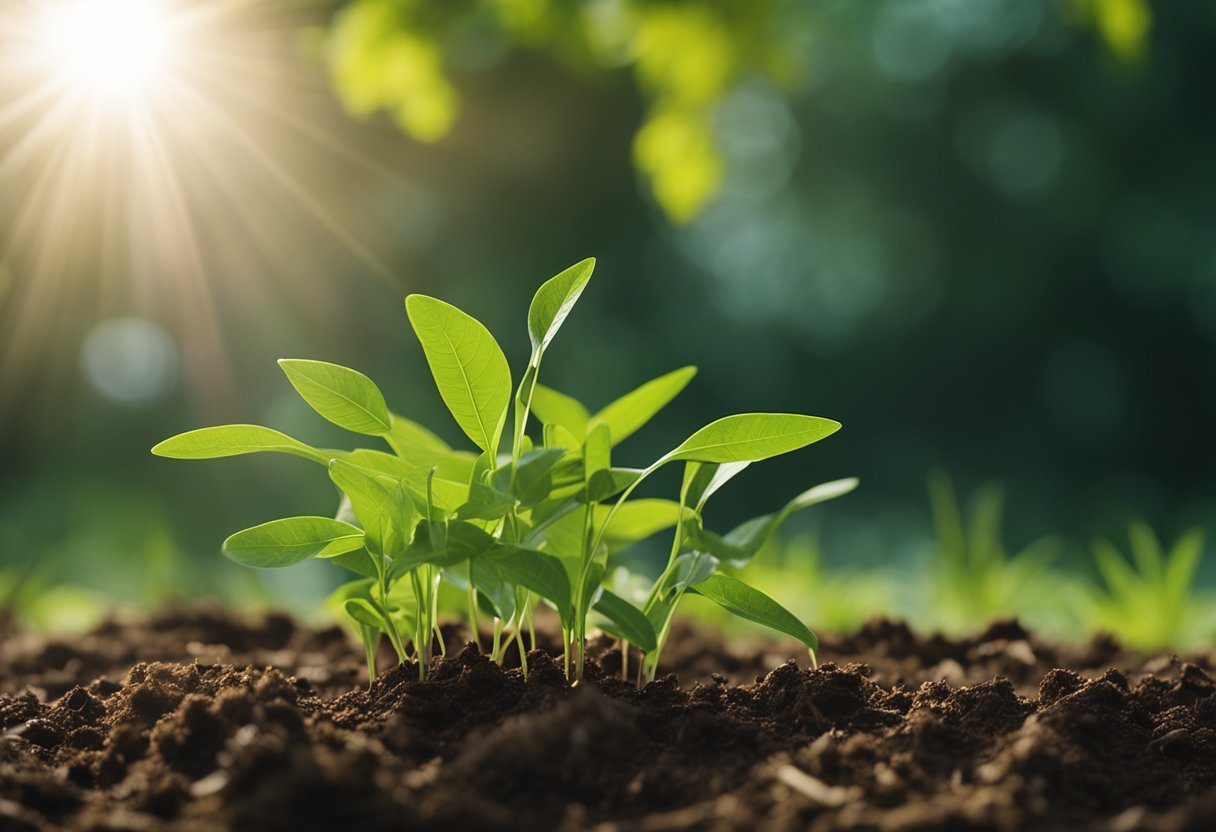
[2,607,1216,831]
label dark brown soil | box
[3,607,1216,831]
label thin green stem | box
[491,618,504,664]
[526,592,536,652]
[467,581,482,650]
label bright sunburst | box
[36,0,175,97]
[0,1,403,418]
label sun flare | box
[36,0,175,98]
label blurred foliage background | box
[2,0,1213,644]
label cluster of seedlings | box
[154,259,855,682]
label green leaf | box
[455,480,515,521]
[344,597,389,632]
[330,548,379,578]
[346,450,472,513]
[467,560,517,621]
[385,413,450,461]
[530,385,590,441]
[663,552,721,594]
[702,477,860,563]
[1165,529,1204,601]
[493,447,566,506]
[581,468,644,503]
[406,295,512,455]
[391,519,499,576]
[595,499,684,547]
[1128,522,1164,584]
[151,425,330,465]
[690,574,818,653]
[593,589,657,652]
[584,423,612,482]
[667,413,841,464]
[223,517,364,568]
[279,359,391,436]
[486,546,574,629]
[328,459,415,559]
[682,461,751,511]
[591,366,696,446]
[528,258,595,353]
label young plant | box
[153,258,851,682]
[924,473,1060,634]
[1086,523,1211,652]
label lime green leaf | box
[279,359,391,436]
[667,413,840,464]
[222,517,364,568]
[682,461,751,510]
[531,385,590,441]
[593,589,657,652]
[344,597,389,632]
[455,480,514,521]
[391,519,499,576]
[528,258,595,353]
[591,366,696,446]
[329,459,415,559]
[406,295,512,455]
[696,478,858,563]
[584,423,611,482]
[151,425,330,465]
[1166,529,1204,601]
[385,413,450,460]
[690,573,818,653]
[595,499,684,547]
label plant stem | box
[513,626,529,678]
[526,592,536,652]
[491,618,504,664]
[467,581,482,651]
[410,570,429,680]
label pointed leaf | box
[344,598,390,632]
[581,467,643,503]
[593,589,658,652]
[385,413,450,461]
[391,519,499,576]
[531,385,590,441]
[595,499,685,547]
[487,546,573,629]
[329,459,415,559]
[223,517,364,568]
[152,425,330,465]
[700,478,859,563]
[455,480,514,521]
[682,461,751,510]
[528,258,595,353]
[667,413,840,464]
[493,447,567,506]
[406,295,512,454]
[689,574,818,653]
[279,359,391,436]
[1165,529,1204,601]
[584,423,612,482]
[591,366,696,446]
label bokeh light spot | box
[80,317,178,406]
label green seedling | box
[1086,523,1212,652]
[925,473,1059,633]
[154,258,852,682]
[701,532,899,637]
